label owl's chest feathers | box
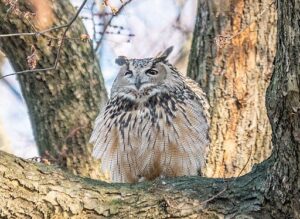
[107,92,186,131]
[92,83,209,182]
[100,88,208,162]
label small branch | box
[95,0,132,52]
[199,186,228,205]
[0,24,68,38]
[0,66,56,79]
[52,0,88,71]
[91,1,97,42]
[0,0,88,80]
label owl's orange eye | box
[124,70,133,76]
[146,69,158,76]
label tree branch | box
[95,0,132,52]
[0,150,272,218]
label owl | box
[90,47,210,183]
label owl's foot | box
[138,176,146,183]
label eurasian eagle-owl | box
[90,47,210,183]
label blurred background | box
[0,0,197,158]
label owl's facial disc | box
[112,66,164,101]
[111,54,173,101]
[120,68,158,92]
[118,61,166,92]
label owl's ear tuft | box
[155,46,174,62]
[115,56,128,66]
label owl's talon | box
[138,176,146,183]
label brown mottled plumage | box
[90,47,210,183]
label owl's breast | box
[91,91,209,181]
[125,92,209,179]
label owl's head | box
[111,46,183,101]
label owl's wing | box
[90,106,139,182]
[183,76,210,123]
[171,98,209,174]
[89,110,107,159]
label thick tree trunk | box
[0,0,108,178]
[188,0,277,177]
[265,0,300,216]
[0,0,299,218]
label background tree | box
[188,0,277,177]
[0,0,107,178]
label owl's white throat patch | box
[117,85,163,103]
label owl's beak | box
[135,77,142,90]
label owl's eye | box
[124,70,133,76]
[146,69,158,76]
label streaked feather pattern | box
[90,47,210,183]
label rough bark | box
[0,0,107,178]
[264,0,300,216]
[0,150,272,218]
[188,0,277,177]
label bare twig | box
[91,1,97,42]
[0,0,88,80]
[0,24,68,38]
[95,0,132,52]
[53,0,88,70]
